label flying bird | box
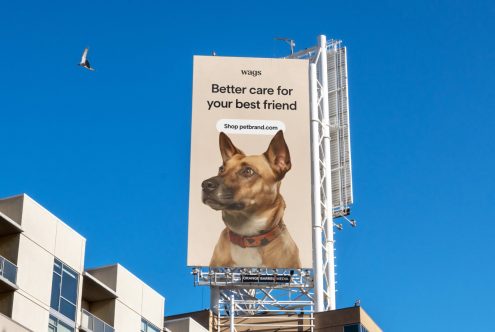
[78,48,95,71]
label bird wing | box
[85,60,95,71]
[80,48,88,63]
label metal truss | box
[294,36,352,312]
[193,268,314,331]
[215,290,314,331]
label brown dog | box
[202,130,301,268]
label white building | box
[0,194,164,332]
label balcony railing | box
[80,309,115,332]
[0,255,17,285]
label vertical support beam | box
[310,62,324,312]
[342,47,353,205]
[210,286,220,314]
[230,295,235,332]
[317,34,336,310]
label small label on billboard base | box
[240,274,292,283]
[216,119,286,135]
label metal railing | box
[0,255,17,285]
[80,309,115,332]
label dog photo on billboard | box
[201,130,301,268]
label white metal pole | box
[317,34,336,310]
[210,286,220,315]
[230,295,235,332]
[310,62,324,312]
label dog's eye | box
[218,165,225,174]
[241,166,255,177]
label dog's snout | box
[202,178,219,192]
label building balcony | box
[80,309,115,332]
[0,211,22,237]
[82,271,117,302]
[0,255,17,292]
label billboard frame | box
[191,35,354,327]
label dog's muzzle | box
[201,176,243,210]
[202,177,219,193]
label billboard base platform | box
[192,267,315,330]
[192,267,313,288]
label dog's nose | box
[202,178,218,192]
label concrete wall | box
[0,234,20,264]
[114,264,164,331]
[141,282,165,327]
[89,299,116,326]
[16,235,53,310]
[20,195,86,273]
[0,293,14,317]
[0,194,166,332]
[11,292,49,331]
[0,311,32,332]
[0,194,86,332]
[314,307,382,332]
[0,195,24,225]
[165,317,209,332]
[165,310,210,331]
[359,307,382,332]
[113,300,142,332]
[86,265,118,291]
[87,264,165,331]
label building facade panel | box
[360,308,382,332]
[11,292,49,331]
[115,264,143,313]
[141,283,165,329]
[165,317,209,332]
[54,221,86,273]
[0,311,32,331]
[16,235,54,306]
[113,299,142,332]
[20,195,58,253]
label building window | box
[141,318,160,332]
[344,324,369,332]
[48,315,74,332]
[50,259,78,322]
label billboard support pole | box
[290,34,353,313]
[310,62,324,312]
[210,286,220,314]
[317,34,336,311]
[230,295,235,332]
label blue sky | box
[1,0,494,330]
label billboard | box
[187,56,311,268]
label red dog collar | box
[229,223,285,248]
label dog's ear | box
[264,130,291,180]
[219,132,244,162]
